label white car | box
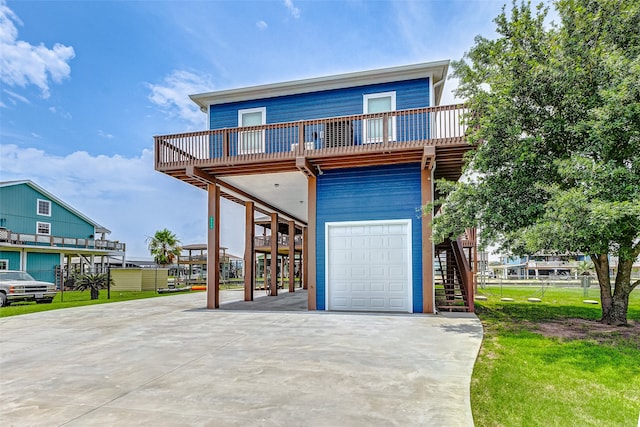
[0,270,57,307]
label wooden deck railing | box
[255,234,303,248]
[155,104,467,169]
[0,228,126,252]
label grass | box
[0,289,176,317]
[471,285,640,427]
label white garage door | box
[326,219,412,312]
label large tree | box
[147,228,181,267]
[432,0,640,325]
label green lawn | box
[472,285,640,427]
[0,290,174,317]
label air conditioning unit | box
[290,142,315,151]
[325,120,353,148]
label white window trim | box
[36,221,51,236]
[0,259,8,270]
[238,107,266,154]
[37,199,52,217]
[363,91,397,143]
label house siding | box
[0,251,21,270]
[209,78,431,129]
[26,252,59,283]
[0,183,95,238]
[315,163,424,312]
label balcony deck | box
[0,228,126,253]
[155,104,471,190]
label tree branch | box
[632,279,640,291]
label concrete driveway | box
[0,290,483,426]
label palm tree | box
[147,228,181,267]
[74,273,113,300]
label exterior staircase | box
[434,235,475,312]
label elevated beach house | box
[0,180,126,285]
[154,60,475,313]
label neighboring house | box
[154,60,474,313]
[497,254,589,279]
[0,180,126,285]
[497,253,639,280]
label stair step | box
[437,306,471,312]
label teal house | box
[0,180,126,285]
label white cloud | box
[147,70,214,128]
[283,0,300,19]
[256,20,268,31]
[0,0,75,99]
[0,144,223,259]
[98,130,114,139]
[3,88,30,105]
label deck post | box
[421,166,435,314]
[288,220,296,292]
[270,213,278,296]
[302,226,308,290]
[206,183,221,309]
[244,201,255,301]
[307,176,317,310]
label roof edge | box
[0,180,111,234]
[191,59,450,109]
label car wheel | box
[0,293,8,307]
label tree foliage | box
[431,0,640,324]
[74,273,113,300]
[147,228,181,267]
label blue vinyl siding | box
[0,251,21,270]
[315,163,423,312]
[207,79,431,157]
[26,252,59,283]
[0,184,94,238]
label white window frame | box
[0,260,8,270]
[36,222,51,236]
[238,107,266,154]
[37,199,52,217]
[363,91,396,143]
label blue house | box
[154,60,474,313]
[0,180,126,285]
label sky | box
[1,0,516,259]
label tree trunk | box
[91,287,99,300]
[595,254,634,326]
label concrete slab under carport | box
[0,290,483,426]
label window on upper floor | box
[238,107,266,154]
[363,91,396,143]
[36,222,51,235]
[0,260,8,270]
[37,199,51,216]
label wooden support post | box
[207,184,221,309]
[302,226,308,290]
[421,167,434,313]
[270,213,278,296]
[288,220,296,292]
[244,201,255,301]
[307,176,317,310]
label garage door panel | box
[327,220,412,313]
[370,282,385,292]
[389,282,405,292]
[389,298,406,308]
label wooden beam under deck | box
[244,201,255,302]
[270,213,278,297]
[421,168,435,314]
[206,184,221,309]
[307,176,317,310]
[288,220,296,293]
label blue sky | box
[1,0,513,259]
